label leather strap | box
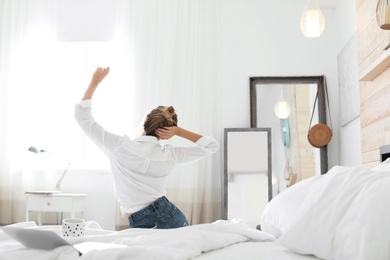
[308,76,332,131]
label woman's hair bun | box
[143,105,178,137]
[163,106,176,120]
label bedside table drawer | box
[26,196,73,212]
[25,193,86,225]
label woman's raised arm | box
[82,67,110,101]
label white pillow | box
[333,174,390,260]
[276,166,390,260]
[260,173,322,237]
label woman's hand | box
[82,67,110,101]
[90,67,110,86]
[155,127,178,140]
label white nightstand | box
[25,192,86,225]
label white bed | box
[0,221,318,260]
[2,160,390,260]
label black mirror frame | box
[249,76,328,175]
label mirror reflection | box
[223,128,271,229]
[250,76,328,195]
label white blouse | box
[74,100,219,214]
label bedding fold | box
[0,220,275,260]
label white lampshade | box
[274,94,291,119]
[300,0,325,38]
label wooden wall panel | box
[357,0,390,73]
[361,120,386,151]
[357,0,390,168]
[359,26,389,74]
[356,0,372,33]
[361,149,380,165]
[360,83,390,128]
[360,67,390,102]
[289,86,315,182]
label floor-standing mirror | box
[223,128,271,229]
[250,76,329,196]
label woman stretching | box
[74,67,219,229]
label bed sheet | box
[0,220,280,260]
[196,241,320,260]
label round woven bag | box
[307,123,332,148]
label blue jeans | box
[128,196,189,229]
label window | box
[11,41,134,171]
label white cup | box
[62,218,85,237]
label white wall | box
[332,0,362,166]
[220,0,360,168]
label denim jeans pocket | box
[128,197,189,229]
[161,203,188,228]
[129,214,159,229]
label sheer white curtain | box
[0,0,59,224]
[0,0,222,226]
[115,0,222,225]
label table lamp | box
[28,146,71,192]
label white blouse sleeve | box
[74,100,124,155]
[171,136,219,164]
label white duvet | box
[0,220,275,260]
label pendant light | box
[377,0,390,29]
[274,91,291,119]
[300,0,325,38]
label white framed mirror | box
[222,128,271,229]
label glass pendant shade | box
[274,94,291,119]
[300,0,325,38]
[377,0,390,30]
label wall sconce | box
[300,0,325,38]
[377,0,390,29]
[274,91,291,119]
[28,146,70,192]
